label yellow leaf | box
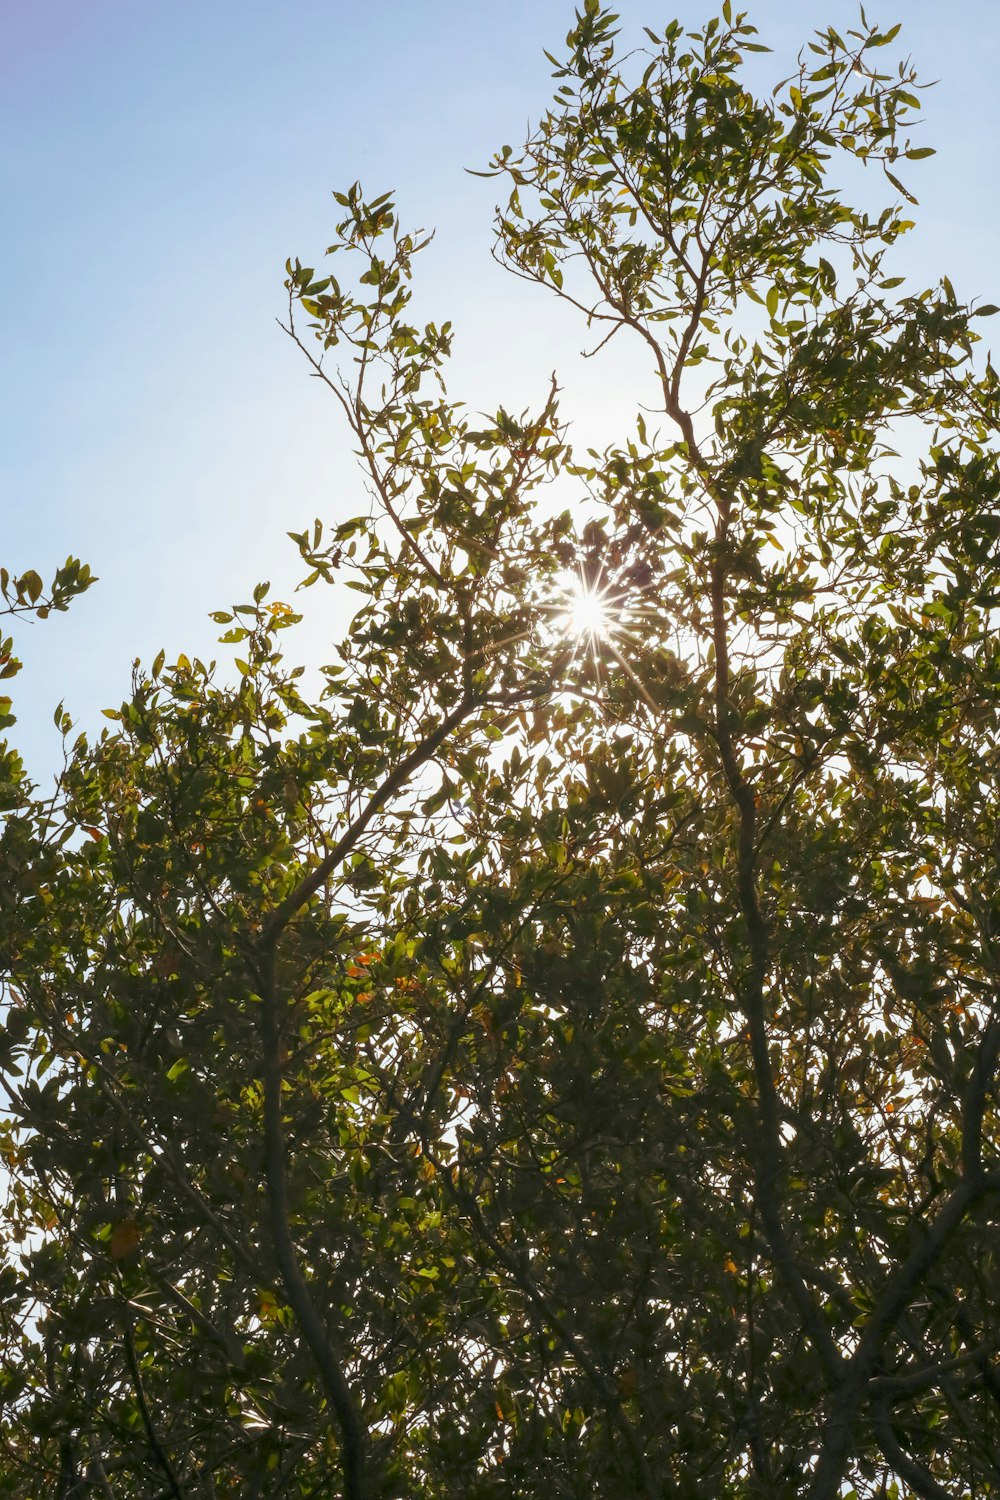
[110,1220,141,1262]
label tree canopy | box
[1,7,999,1498]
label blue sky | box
[4,0,998,779]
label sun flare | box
[564,581,613,641]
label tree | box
[1,6,999,1497]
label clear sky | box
[4,0,998,780]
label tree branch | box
[871,1391,956,1500]
[121,1310,186,1500]
[257,944,367,1500]
[259,696,476,948]
[811,1170,1000,1498]
[962,1011,1000,1178]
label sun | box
[546,566,664,714]
[564,579,613,641]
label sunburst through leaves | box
[563,576,614,642]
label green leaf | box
[884,167,918,205]
[18,570,42,604]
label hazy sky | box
[4,0,998,778]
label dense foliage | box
[1,7,999,1497]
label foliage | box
[1,7,999,1498]
[0,556,94,792]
